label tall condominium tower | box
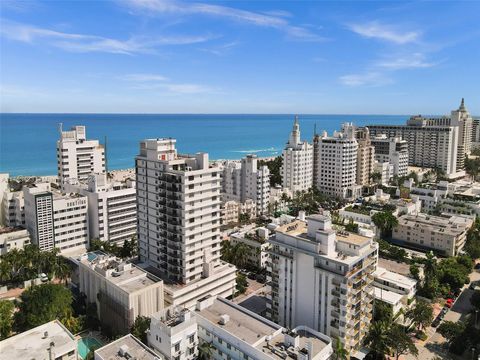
[267,214,378,353]
[281,116,313,193]
[136,139,236,308]
[368,100,472,177]
[355,127,375,187]
[222,154,270,215]
[314,123,362,199]
[57,125,105,187]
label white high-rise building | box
[64,173,137,245]
[281,117,313,193]
[23,183,88,254]
[369,100,472,176]
[371,135,409,177]
[57,125,105,187]
[222,155,270,215]
[267,214,378,353]
[136,138,236,308]
[314,123,362,199]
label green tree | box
[130,315,151,344]
[409,264,420,281]
[258,156,282,187]
[197,341,215,360]
[406,300,433,332]
[388,324,418,360]
[235,273,248,295]
[332,337,348,360]
[373,299,393,323]
[470,290,480,310]
[371,211,399,238]
[437,321,466,344]
[0,300,15,339]
[14,283,73,331]
[364,321,391,359]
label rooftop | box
[75,251,162,293]
[377,258,412,277]
[0,320,76,360]
[95,334,159,360]
[374,266,416,289]
[397,213,473,235]
[195,297,330,359]
[374,286,404,306]
[0,226,26,235]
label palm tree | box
[232,243,250,269]
[56,258,71,285]
[364,321,391,359]
[406,300,433,332]
[371,211,398,238]
[220,241,233,263]
[333,337,348,360]
[197,341,214,360]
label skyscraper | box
[281,116,313,193]
[135,138,236,308]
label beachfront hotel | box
[267,213,378,354]
[135,138,236,308]
[281,116,314,193]
[57,125,105,188]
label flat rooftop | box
[196,298,329,359]
[95,334,159,360]
[276,220,308,237]
[374,286,403,305]
[397,213,473,235]
[0,320,76,360]
[76,252,161,293]
[374,267,417,289]
[335,230,371,246]
[0,227,26,235]
[377,258,412,277]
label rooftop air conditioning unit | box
[219,314,230,325]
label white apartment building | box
[0,320,77,360]
[0,174,8,226]
[136,138,236,308]
[392,213,473,256]
[230,227,271,270]
[314,123,362,199]
[148,306,199,360]
[195,296,333,360]
[282,117,313,193]
[371,135,409,177]
[355,127,375,187]
[369,100,473,177]
[73,251,164,335]
[95,334,159,360]
[0,227,30,255]
[373,161,393,185]
[373,267,417,316]
[268,214,378,353]
[222,155,270,215]
[2,189,25,228]
[65,173,137,244]
[57,125,105,187]
[23,183,89,255]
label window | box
[174,342,180,352]
[189,334,195,343]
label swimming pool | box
[78,337,103,359]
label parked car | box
[474,263,480,270]
[432,318,441,327]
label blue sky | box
[1,0,479,114]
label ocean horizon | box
[0,113,408,177]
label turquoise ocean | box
[0,113,407,176]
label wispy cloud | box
[377,53,437,70]
[348,21,420,44]
[123,0,326,42]
[200,41,239,56]
[0,19,215,55]
[339,72,392,87]
[120,72,215,94]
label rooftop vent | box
[219,314,230,325]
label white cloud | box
[119,72,215,94]
[348,21,420,44]
[120,73,169,82]
[0,20,214,55]
[124,0,326,42]
[377,53,436,70]
[339,72,392,87]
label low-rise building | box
[392,213,473,256]
[64,173,137,245]
[195,296,333,360]
[94,334,158,360]
[0,320,77,360]
[373,266,417,316]
[2,188,25,228]
[221,199,256,225]
[230,227,271,269]
[24,183,89,255]
[73,251,164,335]
[148,307,198,360]
[0,227,30,255]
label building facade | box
[313,123,362,199]
[355,127,375,187]
[371,135,409,177]
[267,214,378,353]
[282,117,313,193]
[230,227,271,270]
[65,173,137,245]
[135,138,236,308]
[23,183,89,255]
[57,125,105,187]
[0,227,30,255]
